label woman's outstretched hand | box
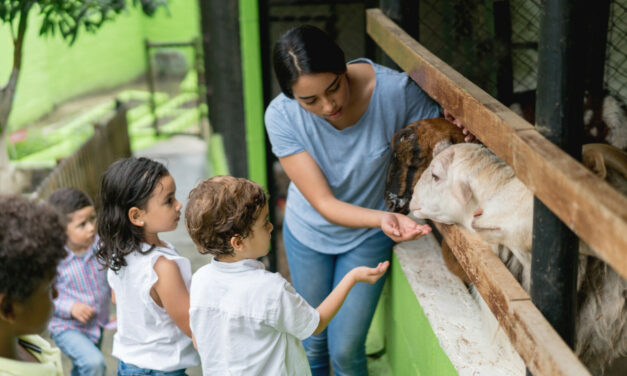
[381,213,432,242]
[444,109,476,143]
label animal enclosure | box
[367,8,626,376]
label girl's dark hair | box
[0,195,66,305]
[272,25,346,98]
[47,187,94,222]
[96,157,169,271]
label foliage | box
[0,1,166,44]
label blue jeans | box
[51,329,106,376]
[283,224,394,376]
[117,360,187,376]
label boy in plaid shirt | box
[47,188,111,376]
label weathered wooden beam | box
[435,222,590,376]
[366,8,627,280]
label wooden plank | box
[367,8,627,279]
[435,222,591,376]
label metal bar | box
[531,0,585,351]
[144,39,159,136]
[493,0,513,104]
[146,41,196,48]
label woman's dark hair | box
[0,195,66,305]
[47,187,94,223]
[96,157,169,272]
[273,25,346,98]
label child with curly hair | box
[185,176,389,375]
[0,194,67,375]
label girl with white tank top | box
[96,157,199,375]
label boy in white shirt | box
[185,175,389,375]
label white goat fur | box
[409,143,627,374]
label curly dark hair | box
[0,195,67,303]
[96,157,169,271]
[47,187,94,224]
[185,176,267,258]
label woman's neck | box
[328,63,375,130]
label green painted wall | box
[0,0,200,132]
[368,254,458,375]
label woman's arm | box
[279,151,430,242]
[151,257,192,337]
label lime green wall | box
[0,0,200,131]
[369,254,457,375]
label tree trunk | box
[0,6,29,193]
[0,70,20,193]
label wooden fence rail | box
[33,106,130,201]
[364,8,627,376]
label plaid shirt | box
[48,238,111,344]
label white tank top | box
[107,242,199,371]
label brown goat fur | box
[385,118,466,214]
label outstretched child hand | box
[350,261,390,284]
[71,302,95,324]
[314,260,391,334]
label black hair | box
[272,25,346,98]
[0,195,67,304]
[96,157,169,271]
[47,187,94,223]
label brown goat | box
[385,118,466,214]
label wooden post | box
[531,0,584,350]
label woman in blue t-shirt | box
[264,25,454,376]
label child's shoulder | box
[192,260,288,293]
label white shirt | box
[108,242,199,371]
[190,259,320,376]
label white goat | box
[409,143,627,375]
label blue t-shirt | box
[264,58,440,254]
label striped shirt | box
[48,238,111,344]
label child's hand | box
[350,261,390,284]
[71,302,95,324]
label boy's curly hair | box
[0,195,67,302]
[185,176,267,258]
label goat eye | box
[432,173,440,182]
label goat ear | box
[582,149,607,179]
[433,139,453,157]
[439,147,455,170]
[452,181,472,205]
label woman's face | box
[292,72,349,122]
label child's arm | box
[151,256,192,337]
[313,261,389,335]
